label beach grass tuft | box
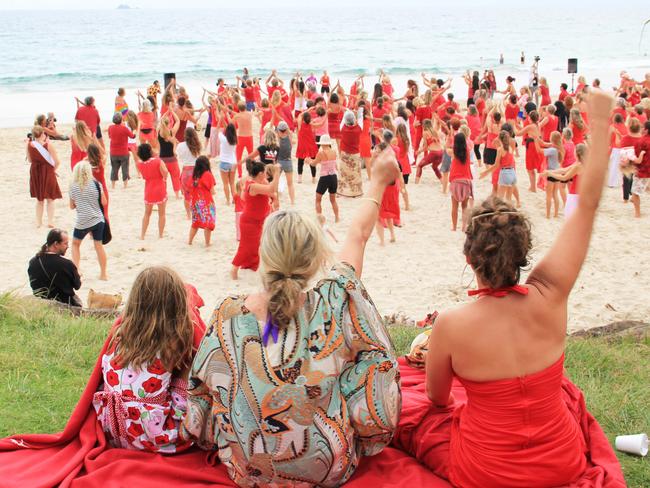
[0,294,648,486]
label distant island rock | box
[117,4,132,9]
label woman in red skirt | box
[230,161,280,280]
[28,126,62,227]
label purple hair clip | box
[262,314,280,346]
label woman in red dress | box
[188,156,216,247]
[327,92,344,146]
[393,92,624,487]
[136,143,168,239]
[230,161,280,280]
[374,132,403,245]
[28,126,62,228]
[70,121,94,170]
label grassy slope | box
[1,294,648,486]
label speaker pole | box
[571,73,575,93]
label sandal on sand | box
[417,311,439,328]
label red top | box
[327,109,343,139]
[475,98,486,118]
[466,114,481,141]
[295,122,317,159]
[570,123,587,145]
[190,171,216,205]
[505,103,519,121]
[108,124,135,156]
[610,122,629,149]
[559,88,569,101]
[137,111,154,130]
[449,150,472,181]
[70,138,87,169]
[397,139,411,175]
[75,105,100,134]
[467,284,528,297]
[233,193,244,213]
[619,134,640,149]
[540,85,551,106]
[499,151,515,169]
[243,86,255,103]
[563,141,576,168]
[340,124,361,154]
[242,180,270,222]
[541,115,558,142]
[320,75,330,86]
[137,157,167,204]
[372,106,388,130]
[634,135,650,178]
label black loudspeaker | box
[567,59,578,74]
[164,72,176,89]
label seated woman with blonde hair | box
[182,150,403,487]
[394,91,625,486]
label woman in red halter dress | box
[393,92,625,487]
[230,160,280,280]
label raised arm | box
[527,91,614,300]
[338,148,400,278]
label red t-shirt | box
[372,106,388,129]
[475,98,486,118]
[558,89,569,102]
[243,86,255,102]
[449,150,473,181]
[432,94,445,110]
[75,105,101,133]
[505,103,519,121]
[108,124,135,156]
[340,124,361,154]
[466,114,481,141]
[137,111,155,130]
[634,135,650,178]
[542,115,558,142]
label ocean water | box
[1,6,649,127]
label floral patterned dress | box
[182,263,401,487]
[190,171,216,230]
[92,352,191,454]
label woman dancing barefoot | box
[136,143,168,239]
[230,161,280,280]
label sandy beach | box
[2,118,649,333]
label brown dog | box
[87,289,122,310]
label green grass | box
[0,294,648,486]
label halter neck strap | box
[468,285,529,298]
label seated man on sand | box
[27,228,82,307]
[393,91,625,486]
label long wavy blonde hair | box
[73,121,93,152]
[71,160,93,190]
[110,266,193,372]
[260,210,331,329]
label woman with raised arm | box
[183,149,402,487]
[393,92,624,487]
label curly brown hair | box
[463,197,532,289]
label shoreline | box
[5,64,650,129]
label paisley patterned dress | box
[182,263,401,487]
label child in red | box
[188,156,216,247]
[233,179,244,241]
[296,111,318,183]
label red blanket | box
[0,292,449,488]
[395,357,625,487]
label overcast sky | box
[1,0,644,8]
